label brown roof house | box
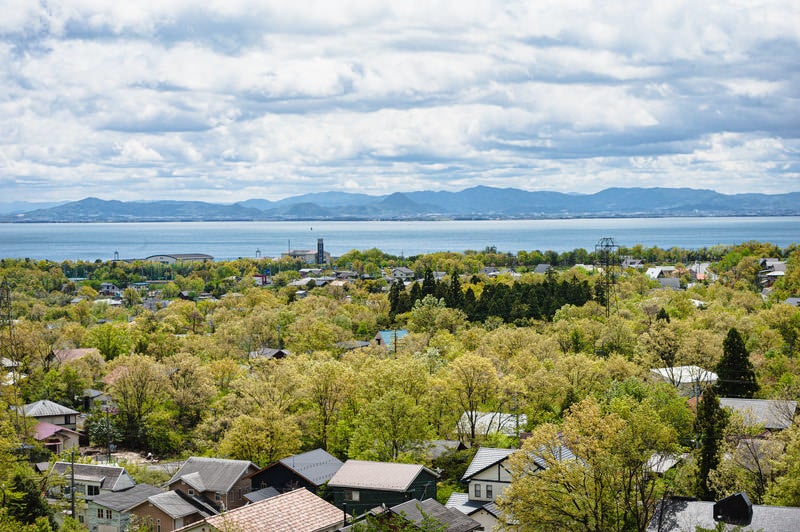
[128,489,218,532]
[167,457,259,511]
[327,460,438,516]
[175,488,345,532]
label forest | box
[1,239,800,531]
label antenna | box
[594,237,620,318]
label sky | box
[1,1,799,203]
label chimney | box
[713,492,753,527]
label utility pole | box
[70,448,76,519]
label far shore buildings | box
[282,238,330,264]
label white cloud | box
[0,0,798,202]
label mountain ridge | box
[4,187,800,222]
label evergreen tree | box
[409,282,422,305]
[421,268,436,297]
[388,281,402,319]
[446,269,464,309]
[694,386,727,500]
[714,328,759,398]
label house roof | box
[533,264,551,274]
[144,490,217,519]
[462,447,515,480]
[784,297,800,307]
[445,493,499,517]
[168,457,258,494]
[52,348,100,363]
[15,399,79,418]
[648,498,800,531]
[244,486,280,503]
[34,421,80,440]
[203,488,344,532]
[276,448,343,486]
[650,366,718,385]
[328,460,438,492]
[51,462,135,492]
[457,411,527,437]
[719,398,797,430]
[375,329,409,347]
[390,498,481,532]
[91,484,163,512]
[248,348,290,360]
[426,440,468,460]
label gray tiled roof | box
[445,492,483,515]
[391,498,481,532]
[168,457,257,494]
[91,484,163,511]
[51,462,135,492]
[244,486,280,503]
[146,490,215,519]
[462,447,515,480]
[719,398,797,430]
[16,399,79,417]
[328,460,438,492]
[277,448,343,486]
[648,498,800,531]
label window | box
[344,490,360,502]
[87,485,100,496]
[474,483,481,498]
[188,489,194,495]
[97,509,104,519]
[237,488,242,500]
[78,515,84,524]
[215,493,222,502]
[106,509,112,519]
[157,518,161,532]
[486,484,493,499]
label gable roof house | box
[14,399,80,430]
[377,498,481,532]
[87,483,163,532]
[719,398,797,431]
[374,329,409,350]
[327,460,439,516]
[175,488,345,532]
[650,365,718,398]
[33,421,80,454]
[128,489,218,532]
[167,457,259,511]
[49,462,136,498]
[248,448,343,495]
[446,447,514,531]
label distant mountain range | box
[3,187,799,222]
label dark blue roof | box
[278,448,343,486]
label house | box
[784,297,800,307]
[99,282,121,296]
[248,448,342,495]
[33,421,80,454]
[244,486,280,504]
[650,365,718,397]
[14,399,80,430]
[425,440,468,461]
[128,489,218,532]
[175,488,345,532]
[50,348,101,367]
[646,266,677,280]
[648,492,800,532]
[456,411,527,439]
[86,483,163,532]
[621,257,645,269]
[167,457,259,511]
[688,262,716,281]
[447,445,574,531]
[327,460,439,516]
[656,277,682,290]
[533,264,552,275]
[49,461,137,524]
[248,347,291,361]
[383,498,481,532]
[374,329,409,350]
[719,398,797,431]
[390,267,415,280]
[81,388,114,411]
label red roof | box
[34,421,79,440]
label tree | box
[445,270,464,310]
[500,397,677,532]
[694,386,728,500]
[714,328,758,398]
[766,422,800,506]
[219,410,301,466]
[445,353,499,443]
[107,355,168,448]
[85,322,131,360]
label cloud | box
[1,0,798,202]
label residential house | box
[33,421,80,454]
[248,347,291,361]
[49,462,136,524]
[447,445,574,531]
[758,259,786,288]
[645,266,677,280]
[648,492,800,532]
[14,399,80,430]
[1,356,22,385]
[99,283,121,296]
[688,262,716,282]
[719,398,797,431]
[374,329,409,350]
[784,297,800,307]
[621,256,644,269]
[456,411,527,440]
[327,460,439,516]
[425,440,468,461]
[128,489,218,532]
[81,388,114,411]
[650,365,718,397]
[86,483,163,532]
[389,267,415,281]
[50,348,101,368]
[380,498,481,532]
[533,263,552,274]
[167,457,259,511]
[248,448,342,495]
[175,488,345,532]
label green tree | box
[714,328,758,398]
[85,322,131,360]
[694,386,728,500]
[219,410,301,466]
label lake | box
[1,217,798,262]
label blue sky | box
[1,1,799,203]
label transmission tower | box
[595,237,620,318]
[0,279,11,348]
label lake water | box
[0,217,798,262]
